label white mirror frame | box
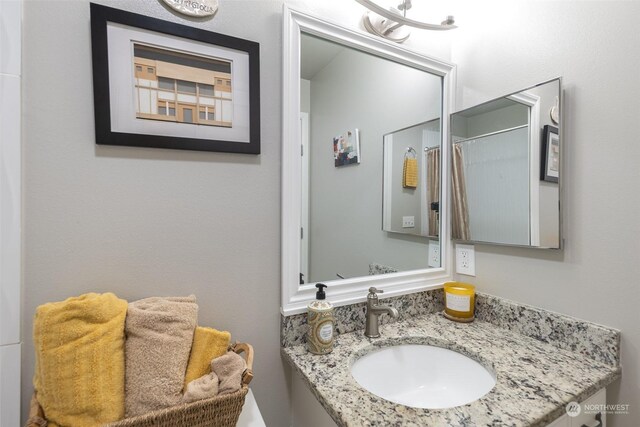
[281,6,456,315]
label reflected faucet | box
[365,287,399,338]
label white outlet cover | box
[455,244,476,276]
[428,240,440,268]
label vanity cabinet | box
[547,388,606,427]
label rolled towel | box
[33,293,128,427]
[212,351,247,395]
[182,372,219,403]
[184,326,231,389]
[125,295,198,417]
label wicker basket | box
[26,342,254,427]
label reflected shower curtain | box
[452,144,471,240]
[426,148,440,236]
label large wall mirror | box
[300,33,442,284]
[450,79,562,249]
[282,7,455,313]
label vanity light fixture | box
[355,0,456,43]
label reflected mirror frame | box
[449,77,563,250]
[281,6,457,315]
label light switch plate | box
[402,216,415,228]
[455,244,475,276]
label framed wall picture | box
[90,3,260,154]
[333,129,360,167]
[541,125,559,183]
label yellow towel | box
[184,326,231,389]
[403,157,418,188]
[33,293,128,427]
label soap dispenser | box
[307,283,335,354]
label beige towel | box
[182,372,219,403]
[212,351,246,395]
[33,293,128,427]
[183,326,231,389]
[125,296,198,417]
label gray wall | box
[307,47,441,282]
[21,1,288,425]
[452,2,640,425]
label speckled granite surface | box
[281,289,444,347]
[368,263,399,275]
[281,288,620,367]
[282,312,621,427]
[474,293,620,366]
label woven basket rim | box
[104,386,249,426]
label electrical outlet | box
[402,216,415,228]
[428,241,440,268]
[456,244,475,276]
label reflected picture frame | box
[541,125,559,183]
[90,3,260,154]
[333,129,360,167]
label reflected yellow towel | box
[184,326,231,389]
[403,157,418,188]
[33,293,128,427]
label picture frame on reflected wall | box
[541,125,559,183]
[90,3,260,154]
[333,129,360,167]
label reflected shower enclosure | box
[450,79,562,249]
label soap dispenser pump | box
[307,283,335,354]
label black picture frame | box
[90,3,260,154]
[540,125,559,183]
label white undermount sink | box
[350,344,496,409]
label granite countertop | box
[282,312,621,427]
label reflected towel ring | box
[405,146,417,159]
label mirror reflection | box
[300,32,443,285]
[450,79,561,248]
[382,120,441,239]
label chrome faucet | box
[365,287,399,338]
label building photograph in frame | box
[90,3,260,154]
[133,44,233,129]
